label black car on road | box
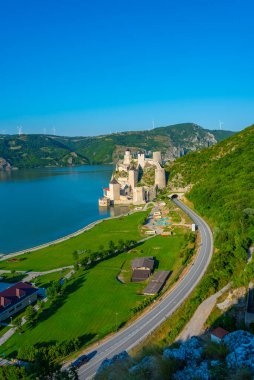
[71,355,89,368]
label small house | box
[0,282,37,322]
[131,257,154,282]
[211,327,229,344]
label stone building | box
[133,187,146,205]
[152,151,162,165]
[123,148,132,166]
[155,166,166,189]
[109,178,120,201]
[137,152,145,169]
[99,149,167,206]
[128,168,138,190]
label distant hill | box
[0,123,234,169]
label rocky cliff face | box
[0,157,11,171]
[224,330,254,369]
[95,331,254,379]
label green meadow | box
[0,212,147,272]
[1,233,185,357]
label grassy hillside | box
[169,124,254,289]
[0,123,234,168]
[126,125,254,354]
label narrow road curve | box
[78,199,213,379]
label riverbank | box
[0,207,133,261]
[0,165,114,254]
[0,210,148,272]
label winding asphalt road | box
[77,199,213,379]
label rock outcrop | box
[174,360,210,380]
[0,157,11,171]
[223,330,254,370]
[95,331,254,379]
[129,356,161,376]
[163,336,203,364]
[96,351,130,375]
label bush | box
[203,341,228,360]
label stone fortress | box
[99,149,167,206]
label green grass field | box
[169,211,181,223]
[0,212,147,272]
[0,272,26,283]
[33,269,71,288]
[1,233,185,358]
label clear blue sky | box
[0,0,253,136]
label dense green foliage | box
[0,346,79,379]
[0,124,234,168]
[136,125,254,353]
[0,134,88,168]
[0,366,30,380]
[169,124,254,289]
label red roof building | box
[211,327,229,343]
[0,282,37,322]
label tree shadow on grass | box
[77,333,97,347]
[87,242,146,271]
[2,273,27,283]
[34,339,58,350]
[33,334,96,349]
[35,272,87,325]
[153,258,159,270]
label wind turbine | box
[152,120,155,130]
[52,127,56,136]
[17,125,23,136]
[219,120,224,130]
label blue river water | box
[0,165,127,254]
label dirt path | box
[177,283,230,342]
[22,266,74,282]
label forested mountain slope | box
[168,124,254,288]
[0,134,88,169]
[0,123,234,168]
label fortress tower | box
[109,178,120,201]
[133,187,145,205]
[152,151,162,165]
[123,149,132,166]
[155,166,166,189]
[147,186,157,202]
[138,152,145,169]
[128,168,138,190]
